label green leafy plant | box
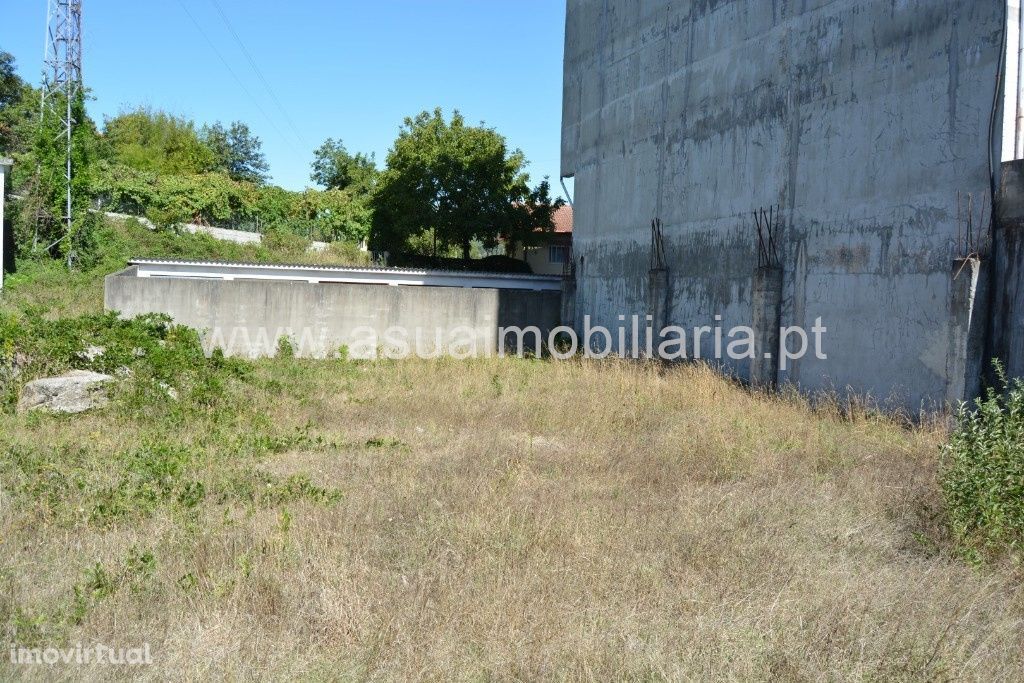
[941,362,1024,562]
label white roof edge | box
[127,258,562,281]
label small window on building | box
[549,245,569,263]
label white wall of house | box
[515,243,570,276]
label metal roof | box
[127,258,563,292]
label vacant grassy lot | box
[2,351,1023,681]
[2,221,1023,680]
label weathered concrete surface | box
[562,0,1004,408]
[17,370,112,414]
[750,266,784,388]
[992,159,1024,383]
[647,267,670,349]
[946,257,988,405]
[104,268,562,359]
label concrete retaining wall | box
[562,0,1006,408]
[104,268,562,359]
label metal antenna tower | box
[40,0,83,259]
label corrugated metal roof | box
[126,258,563,291]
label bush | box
[326,240,371,266]
[93,161,372,242]
[941,364,1024,562]
[0,308,247,413]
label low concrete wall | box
[104,268,562,359]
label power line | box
[174,0,293,150]
[206,0,307,148]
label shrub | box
[0,308,247,412]
[941,364,1024,562]
[92,161,372,242]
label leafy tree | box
[370,109,560,260]
[102,108,214,176]
[0,50,40,157]
[201,120,270,184]
[310,138,377,194]
[500,179,564,257]
[0,50,20,110]
[33,88,99,265]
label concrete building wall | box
[105,268,562,359]
[562,0,1006,408]
[1002,0,1022,161]
[993,159,1024,381]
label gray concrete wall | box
[992,159,1024,382]
[562,0,1005,408]
[105,270,562,359]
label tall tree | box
[102,108,214,176]
[0,50,39,156]
[201,120,270,184]
[370,109,559,260]
[500,179,564,257]
[0,50,20,110]
[310,138,377,194]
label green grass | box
[1,224,1023,680]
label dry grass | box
[2,356,1023,681]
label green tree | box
[500,179,564,257]
[0,50,20,111]
[102,108,214,176]
[34,88,99,265]
[0,50,40,157]
[310,138,377,194]
[370,109,559,260]
[201,120,270,184]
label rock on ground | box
[17,370,113,414]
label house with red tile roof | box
[508,204,572,275]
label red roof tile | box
[551,204,573,233]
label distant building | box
[509,204,573,276]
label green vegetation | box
[941,364,1024,563]
[3,47,563,275]
[0,53,376,264]
[310,137,378,193]
[101,108,216,177]
[200,120,270,184]
[370,108,562,259]
[8,41,1024,677]
[1,132,1023,678]
[0,50,36,155]
[0,216,368,318]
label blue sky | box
[2,1,567,194]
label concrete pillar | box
[987,222,1024,383]
[750,265,784,388]
[0,157,12,292]
[560,272,576,329]
[647,267,669,351]
[946,257,988,405]
[991,160,1024,385]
